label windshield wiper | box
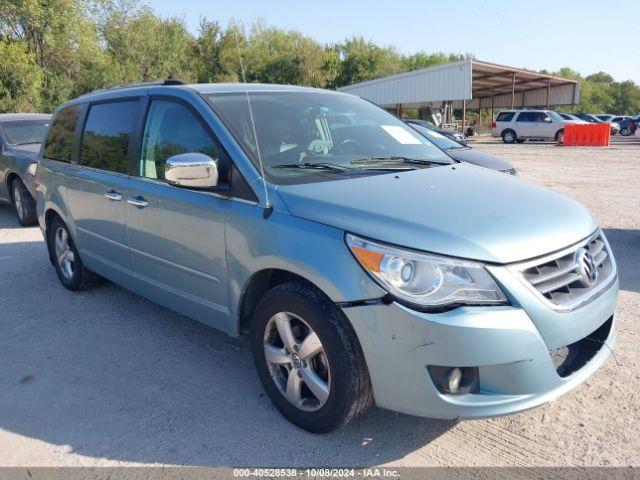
[271,162,354,173]
[351,156,451,166]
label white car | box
[492,110,576,144]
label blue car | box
[36,82,618,432]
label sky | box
[149,0,640,83]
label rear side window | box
[495,112,514,122]
[43,106,80,162]
[80,101,139,173]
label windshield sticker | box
[380,125,422,144]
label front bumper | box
[343,277,618,419]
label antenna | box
[233,30,272,218]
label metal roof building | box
[337,59,580,132]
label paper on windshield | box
[380,125,422,144]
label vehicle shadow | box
[603,228,640,294]
[0,218,453,467]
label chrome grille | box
[511,231,616,310]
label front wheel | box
[620,127,632,136]
[11,178,37,226]
[251,282,373,433]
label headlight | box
[346,234,508,309]
[27,163,37,176]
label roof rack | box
[79,79,186,98]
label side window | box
[536,112,551,122]
[516,112,535,122]
[495,112,514,122]
[140,100,219,181]
[43,105,80,163]
[80,101,138,173]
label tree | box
[96,0,196,84]
[241,23,337,88]
[403,51,469,71]
[0,39,42,111]
[333,37,404,87]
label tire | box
[620,127,631,136]
[47,216,99,291]
[502,129,517,144]
[555,129,565,144]
[11,178,37,227]
[251,282,373,433]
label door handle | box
[104,190,123,201]
[128,196,149,208]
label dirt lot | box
[0,139,638,468]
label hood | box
[8,143,41,160]
[446,148,513,172]
[276,163,597,264]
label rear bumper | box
[342,278,617,419]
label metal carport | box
[337,59,580,133]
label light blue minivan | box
[36,81,618,432]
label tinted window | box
[534,112,551,122]
[140,101,219,181]
[44,106,80,162]
[516,112,536,122]
[495,112,515,122]
[80,101,138,173]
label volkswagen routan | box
[36,81,618,432]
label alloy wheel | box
[13,185,23,221]
[54,226,75,280]
[263,311,331,412]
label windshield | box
[547,111,564,122]
[206,91,452,184]
[1,120,50,146]
[408,123,464,150]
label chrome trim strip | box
[508,229,617,312]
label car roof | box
[61,82,350,109]
[0,113,52,122]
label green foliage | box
[551,68,640,115]
[0,39,42,111]
[1,0,639,115]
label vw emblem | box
[577,248,598,285]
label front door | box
[528,112,555,139]
[126,98,230,329]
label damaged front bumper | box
[341,276,618,419]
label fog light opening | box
[447,367,463,394]
[427,365,479,395]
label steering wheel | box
[333,139,361,155]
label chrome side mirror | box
[165,153,219,189]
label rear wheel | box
[11,178,37,227]
[251,282,373,433]
[48,216,99,291]
[620,127,632,136]
[502,129,517,144]
[555,129,565,144]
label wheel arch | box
[238,269,330,335]
[5,171,20,203]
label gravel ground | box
[0,139,638,467]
